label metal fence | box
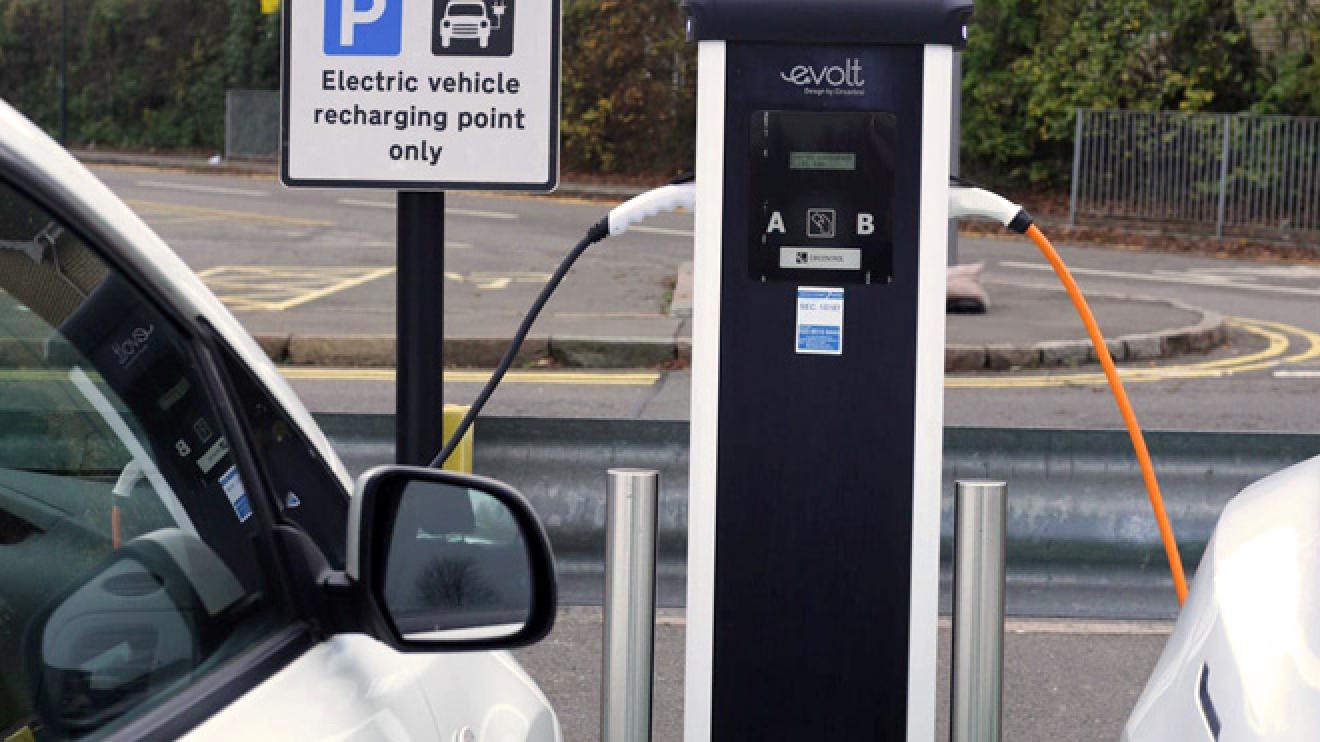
[224,89,280,161]
[1069,109,1320,238]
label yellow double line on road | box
[280,368,663,386]
[947,318,1320,389]
[0,367,660,386]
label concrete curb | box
[669,261,694,318]
[254,308,1225,370]
[945,293,1228,372]
[258,334,673,369]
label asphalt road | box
[91,164,1320,432]
[518,608,1171,742]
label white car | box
[0,100,561,741]
[440,0,492,49]
[1126,455,1320,740]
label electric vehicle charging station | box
[680,1,973,739]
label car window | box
[0,180,284,740]
[221,351,349,567]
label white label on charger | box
[779,247,862,271]
[795,287,844,356]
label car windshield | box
[448,3,485,16]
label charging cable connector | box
[607,180,696,237]
[948,177,1033,234]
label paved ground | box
[517,607,1170,742]
[88,165,1320,433]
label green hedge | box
[0,0,278,150]
[0,0,1315,183]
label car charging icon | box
[433,0,515,57]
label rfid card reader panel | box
[749,109,897,285]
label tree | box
[561,0,694,176]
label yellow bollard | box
[441,404,474,474]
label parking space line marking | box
[278,368,662,386]
[198,265,397,311]
[1000,260,1320,298]
[126,199,334,228]
[630,225,694,238]
[136,180,267,197]
[1275,370,1320,378]
[338,197,518,220]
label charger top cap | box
[681,0,973,47]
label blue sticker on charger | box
[219,465,253,523]
[795,287,844,355]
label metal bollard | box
[951,480,1008,742]
[602,469,659,742]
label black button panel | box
[748,109,897,285]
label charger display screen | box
[789,152,858,171]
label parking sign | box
[282,0,560,190]
[323,0,403,55]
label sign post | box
[396,191,446,465]
[281,0,560,464]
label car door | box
[0,100,559,741]
[0,167,313,741]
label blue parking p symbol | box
[324,0,402,56]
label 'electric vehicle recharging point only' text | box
[680,2,973,739]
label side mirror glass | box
[349,467,556,651]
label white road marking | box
[449,207,519,220]
[565,607,1175,635]
[337,198,394,209]
[136,180,266,197]
[1274,370,1320,378]
[630,225,694,238]
[338,198,518,220]
[1001,261,1320,298]
[326,240,469,249]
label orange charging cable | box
[1025,224,1189,604]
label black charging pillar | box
[680,2,973,740]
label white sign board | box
[282,0,560,190]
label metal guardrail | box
[224,89,280,161]
[331,415,1320,616]
[1069,109,1320,238]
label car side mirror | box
[346,466,557,651]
